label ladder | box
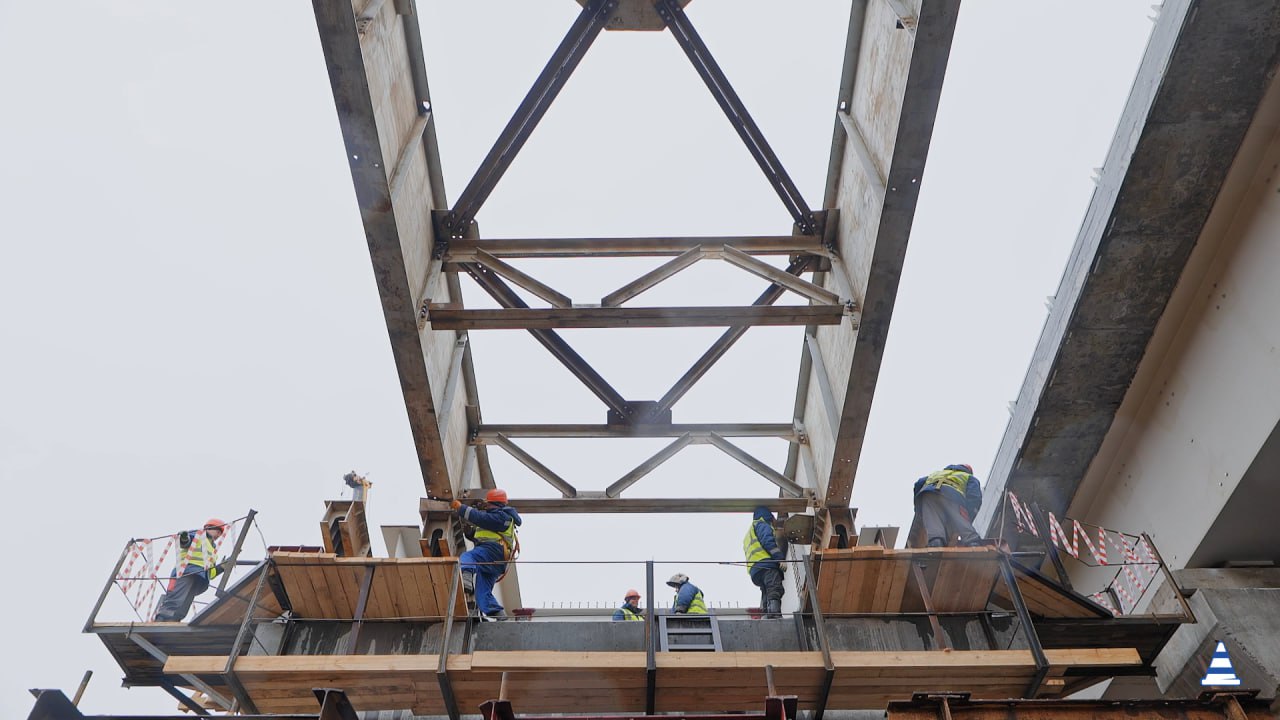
[658,613,723,652]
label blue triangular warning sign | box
[1200,641,1241,686]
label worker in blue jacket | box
[743,506,786,618]
[912,464,983,547]
[450,489,521,620]
[612,589,643,621]
[666,573,708,614]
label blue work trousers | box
[460,542,507,616]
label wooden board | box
[270,552,466,620]
[988,561,1112,619]
[165,647,1141,715]
[817,547,1000,615]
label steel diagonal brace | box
[444,0,619,236]
[656,0,815,233]
[462,263,632,418]
[657,256,813,413]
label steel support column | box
[437,562,463,720]
[998,554,1049,697]
[802,553,834,720]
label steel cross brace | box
[655,0,815,233]
[462,262,631,418]
[461,255,819,420]
[444,0,619,236]
[657,256,814,412]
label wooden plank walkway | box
[269,552,466,621]
[166,648,1142,715]
[816,547,1002,615]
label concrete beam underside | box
[978,0,1280,533]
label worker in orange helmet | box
[450,489,521,620]
[612,589,643,621]
[154,518,229,622]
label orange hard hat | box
[204,518,228,533]
[624,588,641,600]
[485,488,508,504]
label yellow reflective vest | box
[743,520,773,573]
[921,469,969,495]
[180,533,219,579]
[474,517,519,560]
[674,588,708,615]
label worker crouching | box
[666,573,707,614]
[912,464,983,548]
[744,506,786,618]
[451,489,521,620]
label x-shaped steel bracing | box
[417,0,859,502]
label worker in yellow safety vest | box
[450,488,522,620]
[744,506,786,618]
[666,573,708,614]
[154,518,228,621]
[613,589,643,621]
[912,464,984,548]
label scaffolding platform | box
[164,647,1143,715]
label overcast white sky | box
[0,1,1157,715]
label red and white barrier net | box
[1006,491,1160,616]
[113,517,243,622]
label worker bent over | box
[666,573,707,614]
[912,464,983,548]
[451,489,521,620]
[744,506,786,618]
[154,519,227,622]
[613,589,643,621]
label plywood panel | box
[270,553,465,620]
[818,547,1000,615]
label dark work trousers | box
[915,491,981,547]
[154,570,211,621]
[750,566,785,617]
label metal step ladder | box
[658,613,723,651]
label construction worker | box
[612,589,644,621]
[450,489,521,620]
[666,573,708,614]
[912,464,983,548]
[744,506,786,618]
[154,519,228,622]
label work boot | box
[765,599,782,619]
[462,571,476,596]
[927,538,946,548]
[481,610,507,622]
